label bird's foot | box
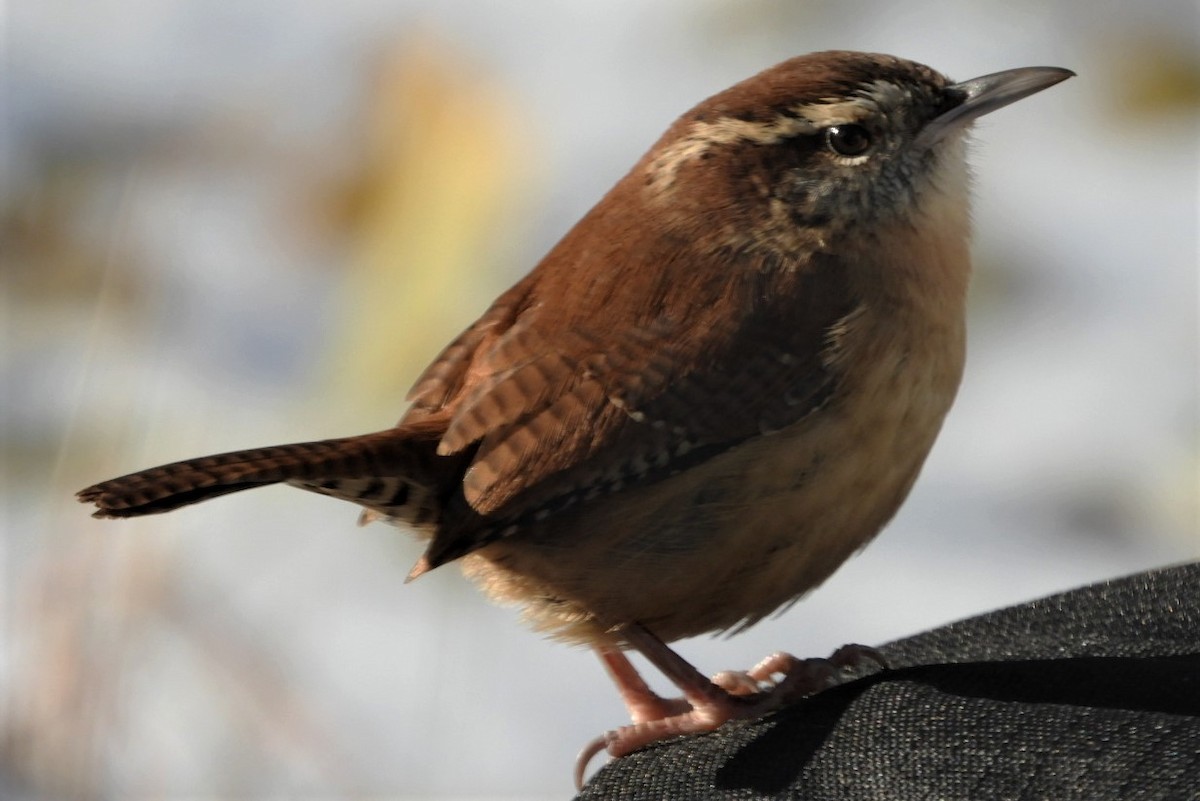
[575,627,886,788]
[713,643,888,695]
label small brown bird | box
[79,51,1072,783]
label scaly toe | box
[711,669,766,696]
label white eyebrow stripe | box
[799,80,910,127]
[797,99,870,127]
[646,82,908,189]
[647,112,818,188]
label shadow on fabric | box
[577,562,1200,801]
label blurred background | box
[3,0,1197,798]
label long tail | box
[77,429,437,520]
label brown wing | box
[403,216,856,568]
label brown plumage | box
[78,51,1073,780]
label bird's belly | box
[461,342,961,646]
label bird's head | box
[640,51,1073,258]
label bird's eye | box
[825,124,872,157]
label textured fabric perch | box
[576,562,1200,800]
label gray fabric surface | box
[576,562,1200,800]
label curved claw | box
[828,642,889,672]
[574,732,611,790]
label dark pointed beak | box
[917,66,1075,148]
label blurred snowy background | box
[3,0,1197,798]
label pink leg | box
[596,646,692,722]
[574,624,887,788]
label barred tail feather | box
[76,429,426,519]
[290,476,441,528]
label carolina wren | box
[79,51,1073,783]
